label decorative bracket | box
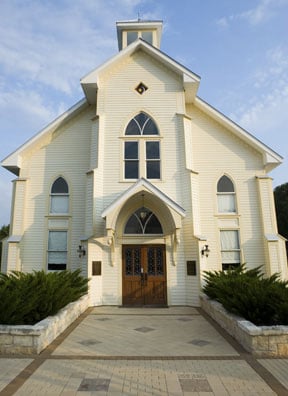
[172,229,181,266]
[107,229,115,266]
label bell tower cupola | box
[116,19,163,51]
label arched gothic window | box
[50,177,69,213]
[124,208,163,234]
[217,175,236,213]
[125,112,159,135]
[124,112,161,179]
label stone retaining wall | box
[200,294,288,357]
[0,295,89,354]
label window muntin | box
[220,230,240,270]
[124,113,161,180]
[124,208,163,234]
[124,141,139,179]
[125,112,158,136]
[126,30,153,46]
[217,175,236,213]
[146,141,160,179]
[50,177,69,214]
[48,230,67,271]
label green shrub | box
[0,270,89,325]
[203,265,288,326]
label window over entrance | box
[124,112,161,180]
[124,208,163,234]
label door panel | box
[122,245,167,306]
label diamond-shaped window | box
[135,82,148,95]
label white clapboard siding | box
[18,106,94,273]
[190,105,267,271]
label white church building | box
[1,20,287,307]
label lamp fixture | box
[139,193,147,220]
[201,244,210,257]
[77,245,86,258]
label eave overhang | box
[195,97,283,171]
[81,38,200,105]
[102,178,185,231]
[1,99,89,176]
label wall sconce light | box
[77,245,86,258]
[201,244,210,257]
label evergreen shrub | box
[203,264,288,326]
[0,269,89,325]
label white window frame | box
[47,230,68,271]
[217,175,236,214]
[50,177,69,215]
[220,229,241,271]
[123,30,155,47]
[123,137,161,180]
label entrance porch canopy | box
[101,178,185,234]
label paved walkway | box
[0,306,288,395]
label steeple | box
[116,20,163,51]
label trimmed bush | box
[203,265,288,326]
[0,270,89,325]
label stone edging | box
[200,294,288,357]
[0,294,89,354]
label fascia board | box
[195,97,283,164]
[81,39,200,90]
[1,98,88,172]
[102,178,185,219]
[81,40,141,84]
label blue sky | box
[0,0,288,226]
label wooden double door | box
[122,245,167,306]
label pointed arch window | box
[124,208,163,234]
[124,113,161,180]
[125,112,159,135]
[217,175,236,213]
[50,177,69,214]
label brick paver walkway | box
[0,306,288,395]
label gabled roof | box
[102,178,186,220]
[1,38,282,176]
[81,38,201,105]
[1,99,89,175]
[195,97,283,171]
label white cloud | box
[224,43,288,187]
[216,0,288,28]
[235,45,288,132]
[0,88,56,123]
[0,177,12,226]
[0,0,150,97]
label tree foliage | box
[274,183,288,240]
[0,224,9,270]
[274,183,288,257]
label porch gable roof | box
[101,178,186,221]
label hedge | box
[0,269,89,325]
